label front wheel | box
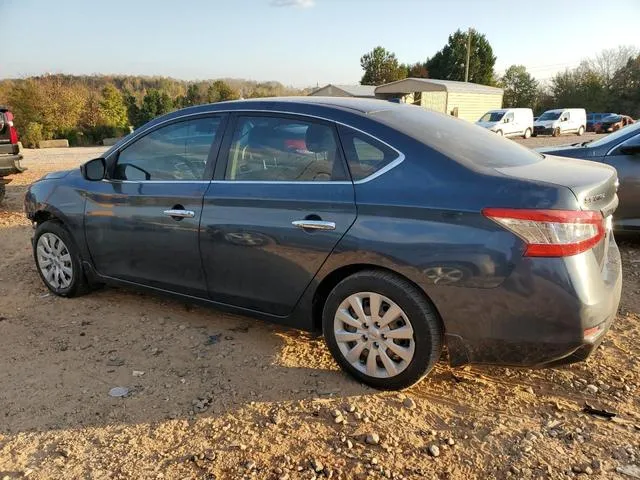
[33,220,90,297]
[322,270,443,390]
[523,128,532,139]
[552,127,561,137]
[577,126,585,136]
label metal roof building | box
[308,84,377,98]
[375,78,503,122]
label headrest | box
[248,126,272,148]
[305,124,334,153]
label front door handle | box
[292,220,336,231]
[163,209,195,219]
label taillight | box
[482,208,605,257]
[9,126,18,144]
[5,112,18,144]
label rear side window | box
[224,115,347,182]
[338,126,398,181]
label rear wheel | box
[0,182,5,203]
[552,127,561,137]
[322,270,443,390]
[495,130,503,136]
[523,128,532,139]
[577,126,585,136]
[33,220,90,297]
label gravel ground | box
[0,146,638,480]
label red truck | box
[0,107,25,202]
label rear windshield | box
[538,111,561,120]
[479,111,504,122]
[371,105,543,168]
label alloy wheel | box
[333,292,415,378]
[36,233,73,289]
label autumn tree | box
[99,84,129,128]
[360,46,407,85]
[610,54,640,117]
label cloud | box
[269,0,315,7]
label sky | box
[2,0,639,87]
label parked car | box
[0,107,25,202]
[25,98,622,390]
[587,112,615,132]
[597,114,635,133]
[533,108,587,137]
[538,121,640,231]
[476,108,534,138]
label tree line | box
[360,30,639,117]
[0,75,306,147]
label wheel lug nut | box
[373,342,379,348]
[362,335,368,341]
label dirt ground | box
[0,146,639,480]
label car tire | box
[532,131,538,137]
[523,128,532,139]
[0,182,5,203]
[495,130,503,136]
[577,126,585,136]
[322,270,443,390]
[33,220,90,297]
[552,127,561,137]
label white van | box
[476,108,534,138]
[533,108,587,137]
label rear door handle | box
[292,220,336,231]
[163,209,195,218]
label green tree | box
[499,65,539,108]
[610,54,640,117]
[139,89,173,125]
[550,63,608,112]
[122,90,142,128]
[99,84,129,128]
[426,29,496,85]
[179,83,207,107]
[360,46,407,85]
[404,61,429,78]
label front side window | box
[225,116,344,182]
[339,126,399,181]
[504,112,514,123]
[480,112,504,122]
[114,117,221,181]
[562,112,570,121]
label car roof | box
[182,97,399,116]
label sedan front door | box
[84,114,226,297]
[200,113,357,316]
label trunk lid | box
[494,154,618,216]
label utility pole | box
[464,27,472,82]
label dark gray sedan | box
[24,98,622,390]
[539,122,640,231]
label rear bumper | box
[443,235,622,368]
[0,153,26,177]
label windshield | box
[587,122,640,148]
[538,111,561,121]
[479,111,504,122]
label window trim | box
[105,113,228,183]
[103,109,405,184]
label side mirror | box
[619,144,640,156]
[80,158,106,181]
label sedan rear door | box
[199,113,356,316]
